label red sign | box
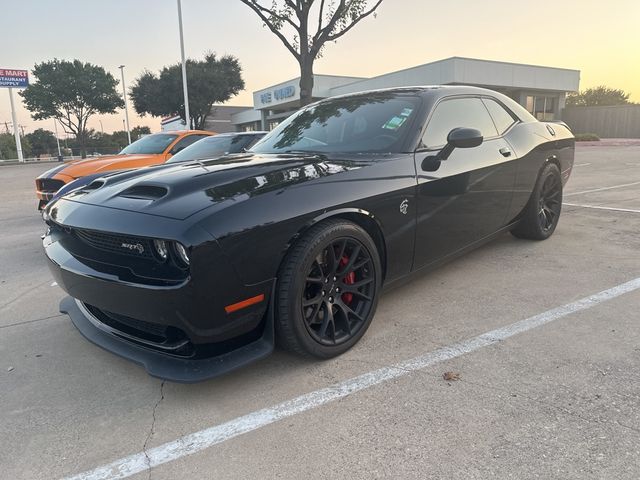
[0,68,29,88]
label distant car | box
[47,132,267,205]
[43,86,574,382]
[35,130,213,209]
[165,131,267,164]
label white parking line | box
[63,277,640,480]
[564,180,640,197]
[563,203,640,214]
[573,163,591,167]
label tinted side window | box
[482,98,517,134]
[422,97,498,148]
[170,134,208,154]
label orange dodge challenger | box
[35,130,213,209]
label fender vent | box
[119,184,168,200]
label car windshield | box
[250,93,421,154]
[119,134,179,155]
[166,135,259,163]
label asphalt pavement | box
[1,144,639,479]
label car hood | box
[55,153,364,220]
[47,154,164,179]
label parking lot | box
[2,143,640,480]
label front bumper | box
[44,203,275,382]
[61,296,274,383]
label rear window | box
[482,98,517,134]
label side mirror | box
[421,127,483,171]
[447,127,483,150]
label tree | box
[25,128,58,157]
[20,59,124,158]
[238,0,383,106]
[64,126,153,155]
[0,133,18,160]
[567,86,632,106]
[130,53,244,129]
[0,133,31,160]
[131,126,151,139]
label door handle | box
[499,147,512,157]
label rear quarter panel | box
[504,121,575,222]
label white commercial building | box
[215,57,580,131]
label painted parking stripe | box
[564,180,640,197]
[563,202,640,214]
[573,163,591,167]
[63,277,640,480]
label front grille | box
[49,223,189,285]
[37,178,65,193]
[74,228,155,260]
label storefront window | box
[526,95,556,121]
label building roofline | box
[341,57,580,84]
[252,74,366,95]
[449,56,580,73]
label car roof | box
[327,85,504,100]
[321,85,535,123]
[160,129,214,136]
[213,131,268,137]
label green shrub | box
[575,133,600,141]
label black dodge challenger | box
[43,86,574,382]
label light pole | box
[177,0,191,129]
[8,88,24,162]
[99,119,104,135]
[118,65,132,144]
[53,119,62,160]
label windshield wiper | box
[282,149,327,156]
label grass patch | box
[575,133,600,141]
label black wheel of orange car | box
[511,162,563,240]
[276,219,381,358]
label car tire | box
[511,162,563,240]
[276,219,382,358]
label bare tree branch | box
[238,0,301,60]
[252,0,299,29]
[317,0,326,34]
[326,0,383,42]
[311,0,346,55]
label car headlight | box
[153,239,168,260]
[174,242,190,266]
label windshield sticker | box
[400,108,413,117]
[382,116,407,130]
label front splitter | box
[60,296,274,383]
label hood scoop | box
[85,180,105,191]
[119,184,168,200]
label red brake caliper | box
[339,255,355,304]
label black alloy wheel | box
[276,219,381,358]
[511,162,563,240]
[302,237,375,346]
[538,173,562,232]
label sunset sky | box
[1,0,639,135]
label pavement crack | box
[0,279,52,310]
[0,313,64,329]
[142,380,165,480]
[461,377,640,436]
